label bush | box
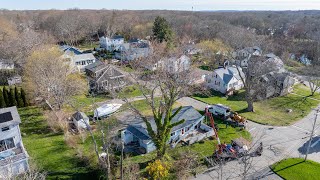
[146,159,171,180]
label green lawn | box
[19,106,101,179]
[65,94,110,116]
[118,85,150,99]
[76,42,99,51]
[271,158,320,180]
[193,84,320,126]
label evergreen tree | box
[0,89,6,108]
[15,86,24,108]
[9,88,17,107]
[3,87,9,106]
[152,16,174,44]
[21,88,28,107]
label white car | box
[94,104,122,118]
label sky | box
[1,0,320,11]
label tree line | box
[0,86,28,108]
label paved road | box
[177,97,320,179]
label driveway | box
[177,97,320,179]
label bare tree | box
[298,66,320,96]
[24,45,86,124]
[236,55,283,112]
[125,43,194,158]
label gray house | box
[232,46,262,67]
[114,40,150,61]
[256,71,295,100]
[7,75,22,86]
[0,59,14,70]
[0,107,29,179]
[85,61,127,93]
[121,106,213,154]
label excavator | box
[204,106,263,166]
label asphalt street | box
[177,97,320,179]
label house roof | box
[127,125,151,141]
[73,53,96,62]
[112,35,124,39]
[0,59,14,65]
[223,74,233,84]
[60,45,82,55]
[126,106,203,141]
[85,60,106,72]
[214,66,243,84]
[0,106,21,128]
[72,111,89,121]
[170,106,203,132]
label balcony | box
[0,147,27,167]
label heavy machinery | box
[227,112,247,128]
[204,106,263,166]
[206,104,247,128]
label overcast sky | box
[2,0,320,11]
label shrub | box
[146,159,171,180]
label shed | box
[72,111,90,130]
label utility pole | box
[305,108,319,161]
[120,141,124,180]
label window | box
[0,138,15,152]
[76,62,81,65]
[81,61,86,65]
[170,132,175,136]
[1,126,9,132]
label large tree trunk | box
[247,100,254,112]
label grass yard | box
[19,106,101,179]
[271,158,320,180]
[76,42,99,50]
[122,98,182,116]
[118,85,150,98]
[193,84,320,126]
[64,94,110,116]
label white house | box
[71,53,96,72]
[146,55,191,73]
[71,111,90,130]
[0,59,14,70]
[7,75,22,86]
[99,35,125,51]
[206,66,244,94]
[60,45,97,72]
[232,46,262,67]
[0,107,29,179]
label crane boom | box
[205,106,222,153]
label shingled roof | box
[0,106,21,128]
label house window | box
[81,61,86,65]
[0,138,15,152]
[170,132,175,136]
[1,126,9,132]
[76,62,81,65]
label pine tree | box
[3,87,9,106]
[15,86,24,108]
[9,88,17,107]
[0,89,6,108]
[21,88,28,107]
[152,16,173,44]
